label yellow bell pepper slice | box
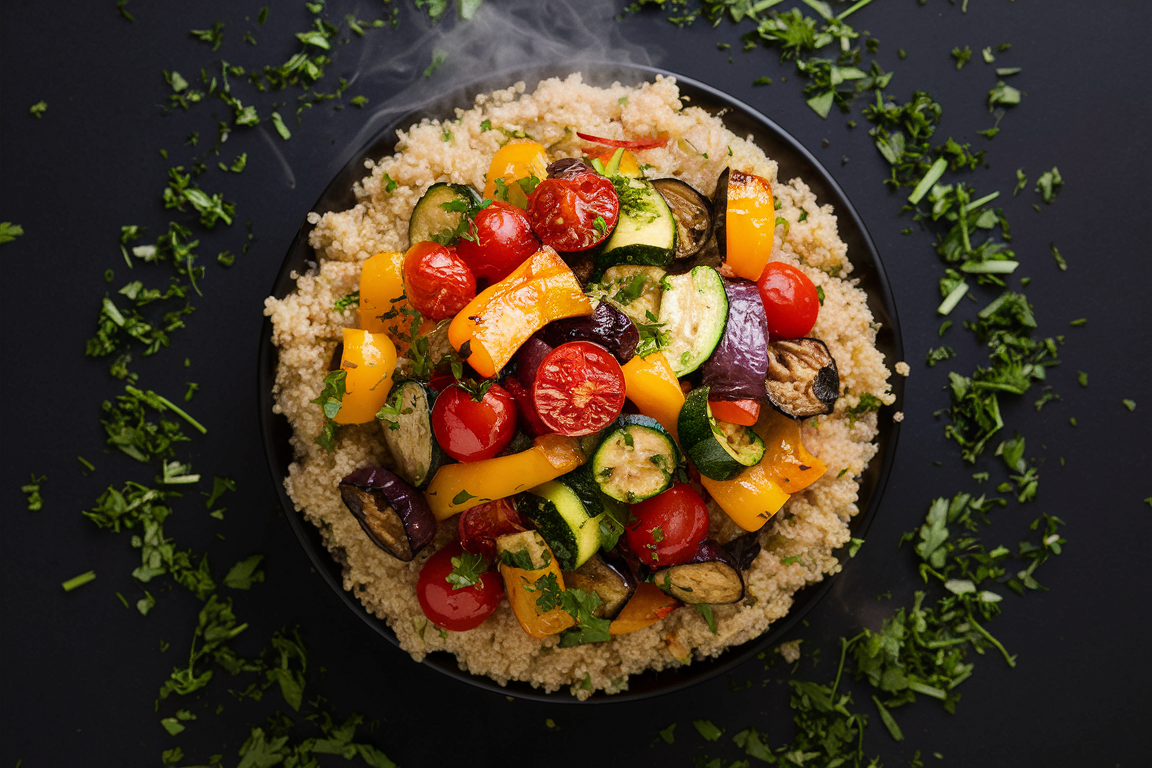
[447,246,592,378]
[424,434,586,521]
[358,250,436,355]
[482,141,549,208]
[722,169,775,281]
[754,409,827,493]
[497,531,574,639]
[701,463,790,532]
[621,351,685,442]
[333,328,397,425]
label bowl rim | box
[256,61,903,704]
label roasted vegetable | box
[764,338,840,419]
[537,301,639,364]
[595,177,678,273]
[496,531,575,638]
[657,265,729,377]
[700,279,770,401]
[700,463,790,533]
[608,582,679,635]
[652,178,714,260]
[678,386,765,480]
[597,265,665,327]
[483,141,549,207]
[563,552,638,620]
[724,532,763,571]
[713,167,775,282]
[512,337,554,390]
[653,539,745,605]
[333,328,397,424]
[339,466,436,561]
[753,408,827,493]
[620,351,685,441]
[517,479,602,572]
[408,182,480,246]
[591,415,680,503]
[547,157,592,178]
[378,380,449,490]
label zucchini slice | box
[407,182,480,246]
[591,415,680,504]
[518,480,602,572]
[657,265,729,377]
[595,177,677,275]
[377,380,449,489]
[597,265,666,327]
[678,386,766,481]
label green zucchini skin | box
[591,415,681,504]
[378,380,449,490]
[517,480,602,572]
[407,182,480,246]
[678,386,766,481]
[594,177,677,276]
[657,265,729,377]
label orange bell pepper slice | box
[333,328,397,425]
[447,247,592,378]
[500,564,576,639]
[482,141,549,208]
[701,463,790,532]
[753,409,827,493]
[621,351,685,442]
[608,583,679,636]
[722,169,775,281]
[708,399,760,427]
[423,434,586,521]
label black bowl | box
[257,63,903,703]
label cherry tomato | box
[625,483,710,567]
[526,172,619,252]
[576,131,668,150]
[455,201,540,285]
[416,542,504,632]
[402,241,476,321]
[532,341,626,437]
[458,498,526,560]
[500,377,550,437]
[756,261,820,339]
[431,382,517,462]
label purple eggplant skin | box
[339,466,436,561]
[547,157,592,179]
[700,278,770,401]
[653,538,745,605]
[723,533,762,571]
[537,301,639,364]
[513,337,554,391]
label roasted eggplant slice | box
[563,552,638,620]
[724,532,763,571]
[378,380,448,489]
[513,337,554,390]
[700,279,770,401]
[764,338,840,419]
[339,466,436,561]
[547,157,592,179]
[538,301,639,364]
[652,178,714,260]
[653,539,745,605]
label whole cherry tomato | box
[416,542,504,632]
[458,498,526,560]
[526,172,619,252]
[455,201,540,285]
[756,261,820,339]
[431,382,517,462]
[625,483,710,567]
[402,241,476,321]
[532,341,626,437]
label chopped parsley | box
[21,474,46,511]
[310,370,347,451]
[446,551,488,589]
[0,222,25,244]
[62,571,97,592]
[29,100,47,118]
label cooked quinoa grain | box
[264,75,894,699]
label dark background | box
[2,1,1149,765]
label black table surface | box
[2,2,1149,765]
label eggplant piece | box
[700,279,770,400]
[547,157,592,179]
[652,178,714,260]
[653,539,745,604]
[537,301,639,364]
[513,337,554,391]
[339,466,436,561]
[724,533,763,571]
[764,338,840,419]
[563,552,638,620]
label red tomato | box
[625,483,710,567]
[708,399,761,427]
[455,201,540,285]
[432,382,517,462]
[500,377,550,437]
[526,172,619,252]
[402,241,476,321]
[532,341,626,437]
[416,543,504,632]
[458,499,526,560]
[756,261,820,339]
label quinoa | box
[264,74,894,699]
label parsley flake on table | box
[62,571,97,592]
[21,474,46,511]
[224,555,266,590]
[29,100,47,118]
[0,222,24,244]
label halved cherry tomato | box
[458,499,526,560]
[708,399,761,427]
[416,543,504,632]
[455,201,540,285]
[756,261,819,339]
[501,377,550,437]
[526,172,619,252]
[625,483,709,567]
[576,131,668,150]
[402,241,476,321]
[532,341,626,437]
[431,382,517,462]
